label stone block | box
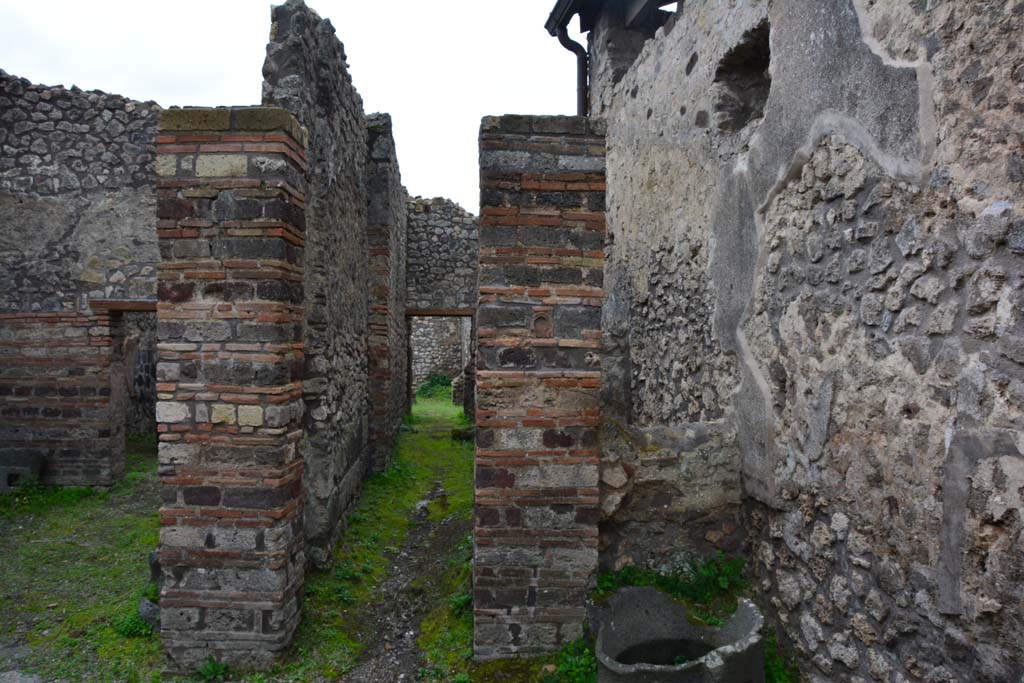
[195,154,247,178]
[233,107,306,146]
[182,486,221,506]
[160,108,231,131]
[156,401,189,424]
[237,405,264,427]
[156,155,177,177]
[210,404,236,425]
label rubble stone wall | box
[407,197,479,312]
[0,70,161,486]
[263,0,371,567]
[474,115,605,657]
[597,0,1024,681]
[0,70,160,311]
[365,113,408,471]
[410,316,466,390]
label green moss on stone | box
[160,107,231,132]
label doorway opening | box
[407,314,475,419]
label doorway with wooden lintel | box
[405,308,475,418]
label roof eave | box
[545,0,583,35]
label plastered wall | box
[596,0,1024,680]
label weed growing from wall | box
[196,657,229,682]
[763,626,801,683]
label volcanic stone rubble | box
[1,0,1022,679]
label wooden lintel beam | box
[88,298,158,312]
[405,308,475,318]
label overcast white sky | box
[0,0,588,213]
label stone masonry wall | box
[407,196,479,312]
[263,0,371,568]
[365,113,408,471]
[0,70,160,310]
[154,107,309,672]
[410,316,465,390]
[598,0,1024,681]
[474,115,605,657]
[0,70,161,486]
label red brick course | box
[474,116,605,658]
[0,311,126,486]
[155,107,309,672]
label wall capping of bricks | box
[155,106,309,672]
[474,115,606,657]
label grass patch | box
[240,396,473,682]
[415,373,453,400]
[593,553,747,626]
[197,656,230,682]
[0,440,163,682]
[541,638,597,683]
[417,534,474,681]
[111,612,154,639]
[0,479,99,519]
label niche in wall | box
[713,20,771,132]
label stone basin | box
[594,586,765,683]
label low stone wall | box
[474,115,605,657]
[154,106,309,672]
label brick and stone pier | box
[473,115,606,657]
[154,107,309,671]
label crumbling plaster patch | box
[707,0,934,501]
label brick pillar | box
[365,113,407,471]
[474,116,606,657]
[154,108,308,672]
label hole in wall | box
[713,20,771,132]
